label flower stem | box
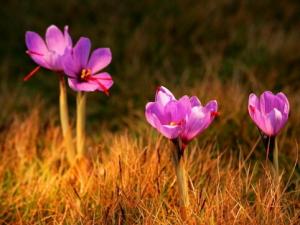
[59,75,75,164]
[171,139,190,220]
[273,138,279,177]
[76,91,87,157]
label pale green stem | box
[273,138,279,178]
[59,75,75,164]
[172,139,189,220]
[76,91,87,157]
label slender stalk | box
[59,75,75,164]
[171,139,190,220]
[76,91,87,157]
[273,138,279,177]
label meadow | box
[0,0,300,224]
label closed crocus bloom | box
[24,25,72,80]
[180,97,218,145]
[248,91,290,137]
[63,37,113,94]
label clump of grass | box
[0,76,299,224]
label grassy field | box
[0,0,300,224]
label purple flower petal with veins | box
[145,86,218,144]
[180,99,218,145]
[63,37,113,94]
[24,25,73,80]
[248,91,289,137]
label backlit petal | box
[73,37,91,68]
[155,86,176,106]
[25,31,50,69]
[87,48,112,74]
[145,102,168,127]
[90,72,114,92]
[45,25,66,55]
[190,96,201,107]
[68,78,98,92]
[64,26,72,48]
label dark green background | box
[1,0,299,129]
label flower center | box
[80,68,92,80]
[169,121,182,126]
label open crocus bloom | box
[25,25,72,80]
[145,86,218,145]
[248,91,289,137]
[63,37,113,94]
[180,97,218,145]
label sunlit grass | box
[0,76,299,224]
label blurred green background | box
[0,0,299,131]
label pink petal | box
[145,102,168,127]
[159,124,182,139]
[165,96,190,123]
[45,25,67,55]
[181,107,208,142]
[276,92,290,115]
[178,95,192,114]
[63,53,80,78]
[260,91,276,114]
[73,37,91,68]
[87,48,112,74]
[155,86,176,106]
[264,108,283,136]
[68,78,99,92]
[190,96,201,107]
[46,52,65,71]
[64,26,72,48]
[181,100,218,142]
[89,72,114,93]
[205,100,218,113]
[25,31,50,69]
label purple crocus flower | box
[24,25,72,80]
[145,86,218,148]
[180,96,218,146]
[248,91,290,137]
[63,37,113,94]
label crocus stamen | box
[80,68,92,80]
[23,66,41,81]
[211,111,219,117]
[169,121,178,126]
[26,50,44,56]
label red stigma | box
[88,76,110,96]
[156,86,161,93]
[26,50,44,57]
[211,111,220,117]
[23,66,41,81]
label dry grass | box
[0,77,299,224]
